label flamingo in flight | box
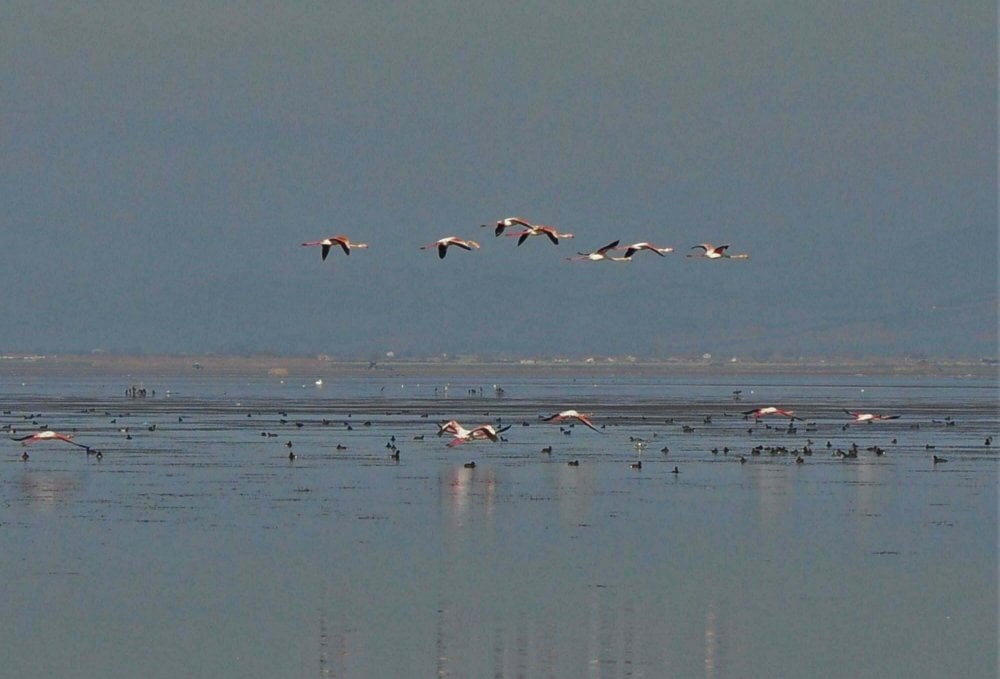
[618,242,675,258]
[483,217,534,237]
[844,410,900,422]
[12,430,89,449]
[566,240,627,262]
[438,420,509,447]
[421,237,481,259]
[688,243,750,260]
[506,225,575,246]
[542,410,602,432]
[301,235,369,260]
[742,406,796,420]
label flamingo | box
[618,242,675,258]
[542,410,602,432]
[483,217,534,237]
[301,235,369,260]
[421,237,480,259]
[12,430,90,450]
[506,225,575,246]
[742,407,796,420]
[445,423,510,447]
[566,240,626,262]
[844,410,900,422]
[688,243,750,260]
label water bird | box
[687,243,750,259]
[671,466,680,474]
[542,410,601,432]
[301,235,369,260]
[566,240,626,262]
[484,216,533,237]
[844,410,900,422]
[12,430,88,449]
[567,460,580,466]
[619,242,674,258]
[506,225,574,246]
[463,461,476,468]
[630,461,642,469]
[288,450,296,460]
[743,407,796,419]
[421,237,480,259]
[932,455,948,464]
[541,446,553,454]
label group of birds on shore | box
[301,216,750,262]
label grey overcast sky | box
[2,2,996,359]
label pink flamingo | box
[844,410,900,422]
[620,242,674,258]
[688,243,750,259]
[301,235,369,260]
[507,225,575,246]
[421,237,481,259]
[742,407,796,419]
[483,217,534,237]
[566,240,627,262]
[542,410,602,432]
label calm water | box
[2,371,997,678]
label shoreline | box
[1,353,996,379]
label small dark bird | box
[21,451,29,461]
[671,466,680,474]
[630,461,642,469]
[541,446,553,454]
[463,461,476,469]
[933,455,948,464]
[288,451,296,460]
[739,456,747,464]
[567,460,580,466]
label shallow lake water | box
[2,371,997,678]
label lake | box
[2,368,997,678]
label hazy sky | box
[3,2,996,359]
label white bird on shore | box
[301,235,369,260]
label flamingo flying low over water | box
[438,420,509,446]
[542,410,602,432]
[743,406,796,419]
[483,217,533,237]
[421,237,481,259]
[618,242,675,258]
[688,244,750,260]
[566,240,627,262]
[844,410,901,422]
[12,430,87,448]
[507,225,575,246]
[301,235,369,260]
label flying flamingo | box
[844,410,900,422]
[12,430,90,450]
[301,235,369,260]
[566,240,627,262]
[542,410,602,432]
[439,421,510,447]
[483,217,534,237]
[421,237,481,259]
[506,225,575,246]
[687,243,750,259]
[618,242,675,258]
[742,407,796,420]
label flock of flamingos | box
[300,215,751,262]
[11,214,942,464]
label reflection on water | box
[0,372,996,678]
